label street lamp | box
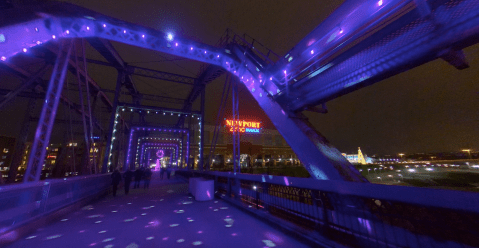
[398,153,405,161]
[462,149,472,159]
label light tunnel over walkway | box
[6,173,312,248]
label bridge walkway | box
[6,172,311,248]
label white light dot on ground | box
[127,203,132,205]
[162,237,169,241]
[141,213,147,216]
[170,224,179,227]
[182,201,192,204]
[99,230,107,234]
[104,245,113,248]
[177,239,185,243]
[214,201,218,203]
[79,230,85,233]
[188,219,194,222]
[225,225,232,227]
[45,234,62,240]
[102,238,115,242]
[262,240,276,247]
[160,199,164,201]
[111,211,117,213]
[197,231,202,234]
[125,243,138,248]
[220,207,228,209]
[95,221,102,224]
[61,219,68,221]
[214,209,218,211]
[192,241,203,245]
[146,236,154,240]
[25,236,36,239]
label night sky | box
[2,0,478,155]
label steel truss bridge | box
[1,0,479,247]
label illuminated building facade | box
[192,123,300,168]
[0,136,15,180]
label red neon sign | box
[225,120,261,133]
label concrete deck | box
[7,172,310,248]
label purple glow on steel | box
[270,77,273,80]
[175,43,178,46]
[123,30,126,33]
[36,41,41,45]
[283,70,287,74]
[217,55,220,58]
[1,56,6,61]
[87,26,90,30]
[22,48,27,53]
[284,177,289,185]
[66,30,70,34]
[204,51,207,54]
[339,29,344,34]
[142,34,145,38]
[52,35,56,39]
[190,47,193,50]
[310,50,314,54]
[378,0,383,6]
[103,24,106,27]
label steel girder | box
[0,57,105,132]
[86,38,138,96]
[176,65,225,127]
[41,45,114,111]
[268,0,479,111]
[24,39,73,182]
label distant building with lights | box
[342,147,375,164]
[193,123,300,168]
[0,136,15,180]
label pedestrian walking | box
[111,169,121,197]
[134,167,143,188]
[123,169,134,195]
[144,167,152,189]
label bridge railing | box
[0,174,111,243]
[176,170,479,248]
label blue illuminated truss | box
[3,0,479,181]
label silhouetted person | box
[134,168,143,188]
[160,167,165,180]
[144,168,152,189]
[111,169,121,197]
[166,167,171,179]
[123,169,134,195]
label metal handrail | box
[177,170,479,248]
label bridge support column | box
[102,71,123,173]
[23,39,73,183]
